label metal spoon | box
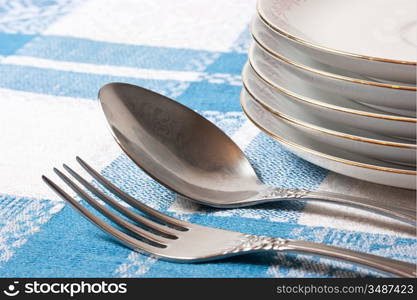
[98,83,416,225]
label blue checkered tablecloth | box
[0,0,415,278]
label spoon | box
[98,82,416,225]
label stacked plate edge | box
[241,0,416,189]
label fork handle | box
[281,239,416,278]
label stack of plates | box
[241,0,416,189]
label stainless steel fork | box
[42,157,416,278]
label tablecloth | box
[0,0,415,278]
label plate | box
[251,16,416,116]
[257,0,417,83]
[242,63,416,166]
[240,87,416,190]
[248,43,416,139]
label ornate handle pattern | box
[258,187,311,199]
[222,234,289,254]
[223,234,416,278]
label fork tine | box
[62,164,178,239]
[53,168,173,246]
[42,175,161,253]
[76,156,188,230]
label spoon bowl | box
[98,83,415,224]
[99,82,263,207]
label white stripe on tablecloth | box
[0,88,122,200]
[230,119,260,149]
[43,0,256,52]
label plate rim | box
[242,75,416,150]
[247,57,416,123]
[240,89,416,176]
[251,32,416,91]
[257,0,417,66]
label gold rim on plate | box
[242,81,416,150]
[256,1,417,66]
[240,90,416,175]
[247,58,416,123]
[251,34,416,91]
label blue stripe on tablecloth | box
[177,81,242,111]
[0,33,37,55]
[12,35,221,72]
[204,52,248,75]
[0,64,189,99]
[0,203,269,277]
[246,133,328,189]
[0,64,243,111]
[5,201,415,278]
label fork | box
[42,157,416,277]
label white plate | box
[242,63,416,166]
[248,43,416,139]
[251,16,416,116]
[257,0,417,83]
[240,88,416,190]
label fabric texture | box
[0,0,415,278]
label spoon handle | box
[305,190,416,225]
[262,188,416,225]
